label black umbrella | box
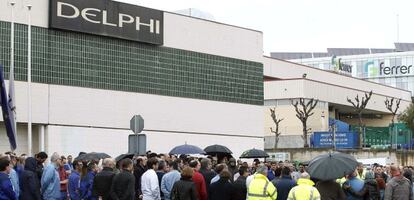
[75,152,110,161]
[204,144,232,155]
[169,144,205,155]
[307,152,358,181]
[115,153,135,162]
[239,148,269,158]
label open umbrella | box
[169,144,205,155]
[204,144,232,155]
[75,152,111,161]
[307,152,358,181]
[239,148,269,158]
[115,153,135,162]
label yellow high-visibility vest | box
[247,174,277,200]
[288,178,321,200]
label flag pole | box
[27,4,32,156]
[10,1,16,152]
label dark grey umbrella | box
[239,148,269,158]
[115,153,135,162]
[75,152,111,161]
[307,152,358,181]
[204,144,232,155]
[169,144,205,155]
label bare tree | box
[385,97,401,128]
[346,90,373,148]
[270,107,284,149]
[291,98,318,147]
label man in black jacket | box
[233,166,249,200]
[19,157,41,200]
[111,158,135,200]
[93,158,116,200]
[134,156,147,199]
[199,158,216,193]
[35,152,48,182]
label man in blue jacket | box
[68,160,83,200]
[41,153,61,200]
[343,171,364,200]
[80,162,97,200]
[272,166,297,200]
[0,158,16,200]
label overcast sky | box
[117,0,414,55]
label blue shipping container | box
[312,132,358,149]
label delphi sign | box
[49,0,163,45]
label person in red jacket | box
[189,160,207,200]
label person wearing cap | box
[384,165,412,200]
[287,172,320,200]
[247,165,277,200]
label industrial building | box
[0,0,412,157]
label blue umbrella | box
[169,144,205,155]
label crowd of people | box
[0,151,413,200]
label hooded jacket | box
[287,178,320,200]
[384,176,413,200]
[19,157,41,200]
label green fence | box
[351,123,412,146]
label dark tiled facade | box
[0,21,263,105]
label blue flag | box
[0,64,17,150]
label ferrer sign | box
[331,55,352,75]
[49,0,163,45]
[364,60,413,77]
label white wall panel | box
[265,80,411,113]
[48,84,263,137]
[0,81,49,124]
[45,125,263,158]
[164,13,263,63]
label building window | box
[0,21,263,105]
